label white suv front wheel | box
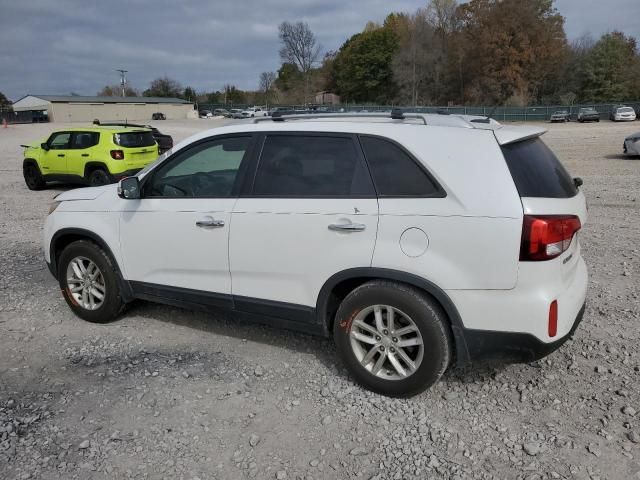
[333,281,451,397]
[58,240,125,323]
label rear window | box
[113,131,155,148]
[501,138,577,198]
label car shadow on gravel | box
[604,153,639,160]
[123,300,339,370]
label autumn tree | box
[278,21,322,103]
[452,0,567,105]
[143,76,183,98]
[259,71,277,106]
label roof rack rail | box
[253,111,427,125]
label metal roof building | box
[12,95,194,122]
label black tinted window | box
[71,132,99,149]
[114,131,155,148]
[501,138,577,198]
[253,135,373,197]
[359,136,442,197]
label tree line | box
[6,0,632,108]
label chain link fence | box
[197,102,640,122]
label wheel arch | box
[316,267,471,366]
[49,228,133,301]
[23,158,40,169]
[83,161,110,177]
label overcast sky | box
[1,0,638,101]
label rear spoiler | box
[493,125,547,146]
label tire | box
[333,281,451,397]
[57,240,125,323]
[87,168,111,186]
[23,163,46,190]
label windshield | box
[135,149,172,177]
[619,107,634,113]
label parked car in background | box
[214,109,231,118]
[199,110,213,119]
[43,112,587,397]
[242,106,269,118]
[22,126,159,189]
[577,108,600,123]
[610,106,637,122]
[623,132,640,156]
[151,112,166,120]
[230,109,245,119]
[98,122,173,154]
[550,110,570,123]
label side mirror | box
[41,142,49,151]
[117,176,141,199]
[573,177,583,188]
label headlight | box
[48,201,61,215]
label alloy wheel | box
[65,256,106,310]
[349,305,424,380]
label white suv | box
[43,112,588,397]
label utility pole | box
[116,69,128,97]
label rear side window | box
[501,138,577,198]
[252,135,374,197]
[113,131,155,148]
[359,136,443,197]
[71,132,99,149]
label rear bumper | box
[461,302,585,364]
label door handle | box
[328,222,366,232]
[196,218,225,228]
[57,154,65,157]
[81,153,89,157]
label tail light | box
[520,215,581,261]
[110,150,124,160]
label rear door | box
[68,131,100,176]
[229,133,378,311]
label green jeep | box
[22,126,159,190]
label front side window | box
[252,135,374,197]
[48,132,71,150]
[145,136,251,198]
[359,136,443,197]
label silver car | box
[623,133,640,155]
[611,106,637,122]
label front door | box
[40,131,71,174]
[119,135,254,300]
[230,133,379,311]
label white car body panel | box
[229,198,378,306]
[119,198,236,293]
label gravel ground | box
[0,118,639,480]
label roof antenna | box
[471,104,499,124]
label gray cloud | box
[1,0,638,101]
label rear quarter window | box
[501,138,577,198]
[113,131,156,148]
